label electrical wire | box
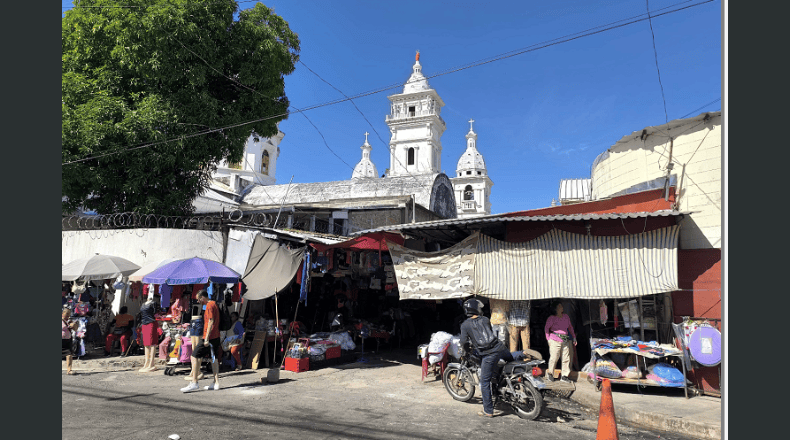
[62,0,716,166]
[680,98,721,119]
[298,60,432,192]
[647,0,670,126]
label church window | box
[408,106,415,117]
[464,185,474,200]
[478,171,482,175]
[408,147,415,165]
[261,150,270,175]
[466,171,471,175]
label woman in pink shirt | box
[544,301,576,383]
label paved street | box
[62,349,699,440]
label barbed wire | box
[61,210,365,237]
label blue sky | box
[63,0,723,214]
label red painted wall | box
[672,248,722,393]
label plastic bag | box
[594,356,622,378]
[621,366,642,379]
[648,362,685,384]
[446,335,462,360]
[428,331,453,365]
[329,331,356,351]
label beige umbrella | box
[62,254,141,282]
[127,258,183,282]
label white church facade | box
[202,52,494,231]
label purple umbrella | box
[142,257,241,286]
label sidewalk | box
[569,371,722,440]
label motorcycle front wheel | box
[443,365,475,402]
[511,380,544,420]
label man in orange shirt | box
[181,290,222,392]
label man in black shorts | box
[181,290,221,392]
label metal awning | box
[351,210,688,245]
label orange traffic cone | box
[596,378,619,440]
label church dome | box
[455,120,487,176]
[352,133,379,179]
[403,52,431,94]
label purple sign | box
[688,325,721,367]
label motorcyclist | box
[459,298,533,418]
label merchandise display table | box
[587,338,690,398]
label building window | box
[261,150,270,175]
[408,106,415,117]
[466,171,471,175]
[408,147,415,165]
[478,171,482,175]
[464,185,474,200]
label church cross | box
[364,132,369,143]
[469,119,475,132]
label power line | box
[680,98,720,119]
[298,60,431,192]
[62,0,715,166]
[647,0,670,126]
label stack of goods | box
[284,340,310,373]
[427,331,453,365]
[591,337,682,357]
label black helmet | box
[463,298,483,317]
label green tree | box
[62,0,299,215]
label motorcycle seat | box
[502,360,532,376]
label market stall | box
[141,257,242,373]
[585,336,690,398]
[62,254,142,358]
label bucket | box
[266,367,280,384]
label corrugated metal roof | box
[558,178,591,202]
[351,210,687,235]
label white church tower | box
[451,119,493,218]
[214,123,283,193]
[385,51,446,176]
[351,132,379,179]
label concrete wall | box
[591,114,721,249]
[62,229,226,268]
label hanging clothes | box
[160,284,173,309]
[299,253,311,304]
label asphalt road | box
[62,349,697,440]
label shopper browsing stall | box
[544,301,576,383]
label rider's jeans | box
[480,350,524,414]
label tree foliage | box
[62,0,300,215]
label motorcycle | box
[443,350,547,420]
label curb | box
[570,373,721,440]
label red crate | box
[284,357,309,373]
[325,346,341,360]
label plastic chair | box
[421,343,450,382]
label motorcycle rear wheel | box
[443,366,475,402]
[511,380,543,420]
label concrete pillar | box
[310,216,316,232]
